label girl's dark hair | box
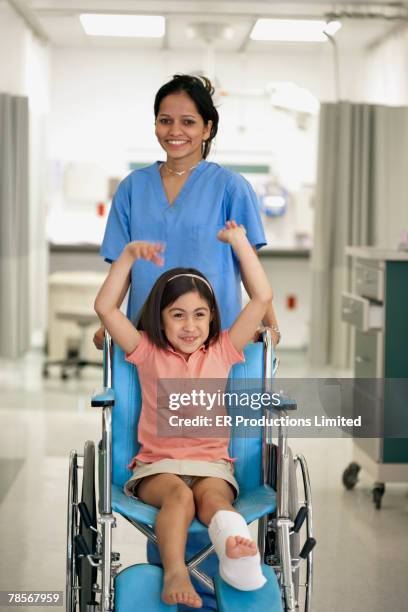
[136,268,221,349]
[154,74,219,159]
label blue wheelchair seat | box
[110,341,277,529]
[112,484,276,534]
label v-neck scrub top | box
[101,160,266,329]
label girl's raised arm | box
[94,242,164,354]
[217,222,272,353]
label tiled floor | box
[0,350,407,611]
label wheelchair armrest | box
[91,387,115,407]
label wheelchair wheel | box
[288,447,300,604]
[66,451,79,612]
[78,441,97,611]
[264,445,300,606]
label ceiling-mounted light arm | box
[323,30,341,102]
[162,16,169,50]
[204,44,216,84]
[188,22,234,82]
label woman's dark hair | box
[136,267,221,349]
[154,74,219,159]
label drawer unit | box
[355,259,384,301]
[341,292,383,332]
[354,329,382,378]
[343,248,408,493]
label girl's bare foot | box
[225,535,257,559]
[162,566,202,608]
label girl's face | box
[161,291,212,359]
[155,92,212,165]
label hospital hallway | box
[0,349,407,612]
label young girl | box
[94,221,272,609]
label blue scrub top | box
[100,160,266,329]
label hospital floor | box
[0,350,407,612]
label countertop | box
[346,246,408,261]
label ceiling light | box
[79,14,165,38]
[250,19,342,42]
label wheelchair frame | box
[66,331,315,612]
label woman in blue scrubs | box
[96,74,280,610]
[97,74,280,340]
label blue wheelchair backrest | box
[111,342,266,494]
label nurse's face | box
[155,92,212,165]
[161,291,212,359]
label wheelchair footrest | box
[114,564,177,611]
[214,564,283,612]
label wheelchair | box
[66,330,316,612]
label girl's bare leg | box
[137,474,202,608]
[192,477,257,559]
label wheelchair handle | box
[293,506,308,534]
[103,331,113,389]
[299,537,316,560]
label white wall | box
[0,1,27,94]
[359,29,408,105]
[0,0,50,347]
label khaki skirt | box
[124,458,239,499]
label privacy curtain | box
[0,93,30,358]
[309,102,408,368]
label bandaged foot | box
[208,510,266,591]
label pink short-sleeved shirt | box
[125,330,244,465]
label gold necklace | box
[163,162,200,177]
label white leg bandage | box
[208,510,266,591]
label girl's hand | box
[93,325,105,350]
[126,241,164,266]
[253,325,281,346]
[217,220,247,244]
